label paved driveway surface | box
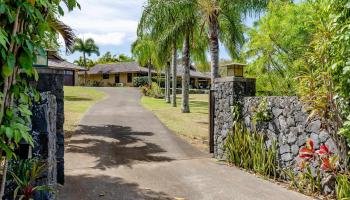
[59,87,311,200]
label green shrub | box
[140,82,164,98]
[133,77,150,87]
[148,82,164,98]
[133,77,165,87]
[9,159,54,199]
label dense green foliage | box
[133,77,165,88]
[246,0,350,167]
[10,159,52,199]
[245,1,316,95]
[0,0,79,197]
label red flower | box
[320,157,331,171]
[23,186,34,200]
[299,139,315,159]
[316,145,332,157]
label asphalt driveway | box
[59,87,311,200]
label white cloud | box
[77,32,126,46]
[60,0,144,47]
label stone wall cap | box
[214,77,256,83]
[35,68,64,75]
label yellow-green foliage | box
[141,82,164,99]
[337,174,350,200]
[224,121,278,178]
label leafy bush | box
[133,77,165,87]
[9,159,54,200]
[140,82,164,99]
[148,83,164,98]
[133,77,150,87]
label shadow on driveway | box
[60,174,174,200]
[66,125,174,169]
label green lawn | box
[64,87,106,139]
[141,94,209,151]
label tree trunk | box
[148,61,152,87]
[166,61,171,103]
[171,44,177,107]
[182,34,190,113]
[208,14,220,87]
[83,52,87,85]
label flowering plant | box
[299,139,339,172]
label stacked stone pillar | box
[212,77,256,159]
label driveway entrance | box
[59,88,310,200]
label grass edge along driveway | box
[141,94,209,151]
[64,86,107,141]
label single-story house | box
[79,61,211,88]
[47,51,87,86]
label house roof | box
[85,62,152,75]
[83,61,210,79]
[48,51,87,71]
[176,67,210,79]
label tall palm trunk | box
[148,61,152,87]
[182,34,190,113]
[83,52,87,85]
[171,44,177,107]
[166,61,171,103]
[208,14,219,87]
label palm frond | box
[47,16,76,53]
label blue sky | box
[60,0,258,63]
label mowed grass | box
[141,94,209,151]
[64,86,107,136]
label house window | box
[103,74,109,79]
[127,73,132,83]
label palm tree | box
[138,0,208,112]
[198,0,268,85]
[117,54,134,62]
[72,38,100,67]
[131,36,159,87]
[138,0,180,107]
[72,38,99,84]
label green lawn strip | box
[64,86,107,137]
[141,94,209,151]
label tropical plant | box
[116,54,134,62]
[138,0,181,107]
[131,36,159,87]
[10,159,53,200]
[72,38,100,67]
[245,0,315,95]
[0,0,79,197]
[138,0,209,111]
[95,51,118,64]
[72,38,99,85]
[296,139,341,196]
[225,121,278,178]
[197,0,267,84]
[336,173,350,199]
[225,105,278,178]
[73,56,95,68]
